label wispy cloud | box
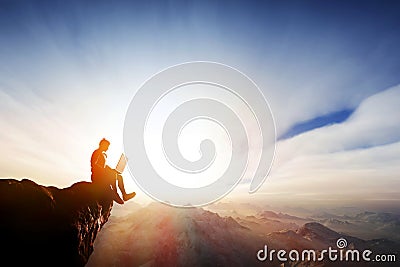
[275,85,400,162]
[258,85,400,203]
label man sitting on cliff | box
[91,138,136,204]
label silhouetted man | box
[91,138,136,204]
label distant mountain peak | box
[297,222,341,241]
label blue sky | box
[1,0,399,206]
[1,0,399,130]
[279,109,354,140]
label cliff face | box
[0,178,113,267]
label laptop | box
[115,153,127,174]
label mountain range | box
[86,202,399,267]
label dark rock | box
[0,178,113,266]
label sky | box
[1,0,399,209]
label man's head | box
[99,138,110,152]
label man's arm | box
[91,150,106,170]
[94,154,105,168]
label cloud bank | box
[257,85,400,204]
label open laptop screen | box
[115,153,127,174]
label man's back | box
[91,148,106,182]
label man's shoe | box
[123,192,136,202]
[111,190,124,205]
